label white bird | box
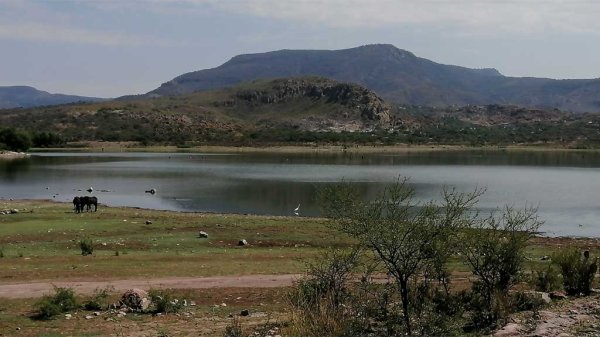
[294,204,300,216]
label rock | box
[238,239,248,246]
[85,315,93,319]
[549,291,567,300]
[190,301,196,306]
[65,313,72,319]
[119,289,150,311]
[541,255,550,261]
[199,231,208,238]
[10,209,18,214]
[145,220,152,225]
[240,309,250,316]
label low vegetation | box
[0,198,597,336]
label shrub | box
[79,238,94,256]
[553,248,598,296]
[0,128,32,151]
[460,206,541,329]
[84,286,113,311]
[34,287,78,320]
[532,264,561,292]
[148,289,183,314]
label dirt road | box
[0,274,301,299]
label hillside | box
[0,77,392,143]
[148,44,600,113]
[0,86,105,109]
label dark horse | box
[72,196,82,213]
[80,196,98,212]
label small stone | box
[541,255,550,261]
[190,301,196,306]
[94,312,101,316]
[199,231,208,238]
[85,315,93,319]
[238,239,248,246]
[221,303,227,307]
[16,327,21,330]
[145,220,152,225]
[65,313,72,319]
[240,309,250,316]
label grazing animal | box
[80,196,98,212]
[72,196,82,213]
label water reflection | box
[1,151,600,237]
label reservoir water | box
[1,150,600,237]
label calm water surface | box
[2,150,600,237]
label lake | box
[1,150,600,237]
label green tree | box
[319,178,481,335]
[0,128,32,151]
[460,206,541,327]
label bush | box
[84,287,113,311]
[553,248,598,296]
[34,287,78,320]
[148,289,184,314]
[532,264,561,292]
[79,238,94,256]
[0,128,32,151]
[460,206,541,329]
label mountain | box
[0,86,105,109]
[148,44,600,113]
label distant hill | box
[148,44,600,113]
[0,86,105,109]
[0,77,393,141]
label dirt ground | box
[495,293,600,337]
[0,274,301,299]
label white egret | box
[294,204,300,216]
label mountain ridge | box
[147,44,600,113]
[0,86,106,109]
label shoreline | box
[1,198,597,240]
[0,150,29,160]
[28,142,600,154]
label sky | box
[1,0,599,98]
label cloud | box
[0,22,176,47]
[0,1,182,47]
[203,0,600,36]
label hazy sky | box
[1,0,599,97]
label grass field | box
[1,199,599,336]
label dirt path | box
[0,274,301,299]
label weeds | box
[79,238,94,256]
[33,287,78,320]
[553,248,598,295]
[148,289,183,314]
[84,286,114,311]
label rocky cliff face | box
[231,78,392,129]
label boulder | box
[549,291,567,300]
[119,289,150,311]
